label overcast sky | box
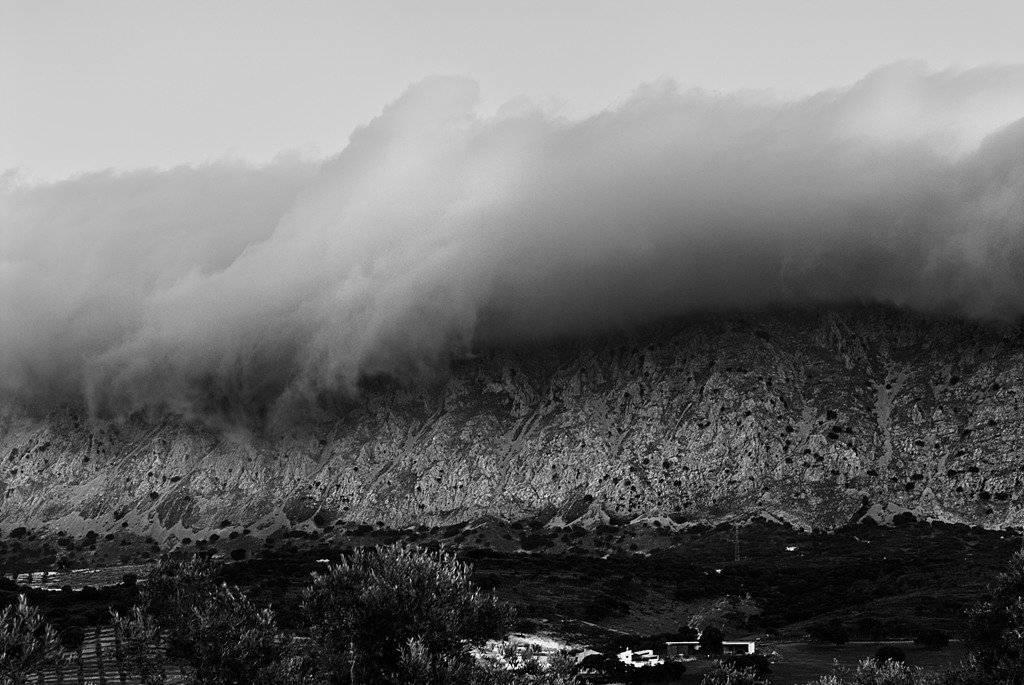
[3,0,1023,180]
[2,2,1024,422]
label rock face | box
[2,306,1024,538]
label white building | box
[617,648,664,667]
[665,640,756,658]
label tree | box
[111,605,168,685]
[856,617,885,641]
[300,543,512,685]
[962,551,1024,684]
[0,594,69,685]
[140,554,219,659]
[699,626,725,655]
[108,544,558,685]
[180,584,287,685]
[809,620,849,646]
[914,629,949,651]
[677,625,700,640]
[116,555,288,685]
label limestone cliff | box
[2,307,1023,539]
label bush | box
[962,550,1024,684]
[519,534,553,551]
[700,625,725,655]
[0,594,68,684]
[677,625,700,640]
[914,629,949,650]
[808,658,930,685]
[182,584,285,685]
[701,661,769,685]
[140,554,220,659]
[855,617,885,640]
[723,654,771,677]
[111,544,517,684]
[111,606,168,685]
[475,642,579,684]
[639,661,687,682]
[116,557,286,685]
[874,646,906,664]
[301,543,512,684]
[58,624,85,650]
[809,620,849,645]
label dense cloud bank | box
[2,63,1023,421]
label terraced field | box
[28,625,183,685]
[8,565,152,592]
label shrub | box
[724,654,771,677]
[914,629,949,650]
[856,617,885,640]
[701,661,769,685]
[116,558,286,685]
[58,624,85,650]
[301,543,512,684]
[111,606,168,685]
[0,594,68,684]
[638,661,687,682]
[677,625,700,640]
[140,554,219,658]
[808,658,930,685]
[519,534,553,551]
[874,646,906,664]
[809,620,849,645]
[180,584,286,685]
[474,642,579,684]
[700,625,725,655]
[962,550,1024,684]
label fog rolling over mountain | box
[1,64,1023,424]
[1,65,1024,536]
[1,307,1023,536]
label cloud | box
[2,63,1023,422]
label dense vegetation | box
[4,547,1024,683]
[3,515,1020,639]
[462,517,1021,640]
[3,518,1024,683]
[3,544,579,685]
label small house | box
[617,648,664,667]
[665,640,756,658]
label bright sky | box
[2,0,1023,181]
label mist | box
[2,63,1023,421]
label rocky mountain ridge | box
[2,306,1023,541]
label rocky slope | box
[2,306,1024,540]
